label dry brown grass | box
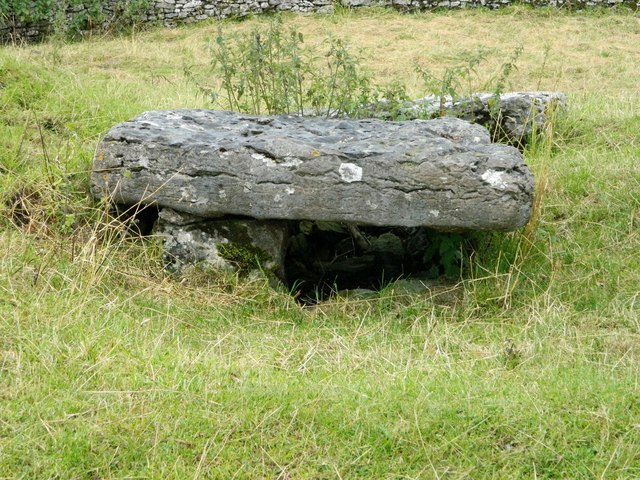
[14,8,639,106]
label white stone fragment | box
[176,230,192,243]
[252,153,276,167]
[281,157,303,168]
[179,185,196,202]
[481,169,508,189]
[339,163,363,183]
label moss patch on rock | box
[217,241,272,274]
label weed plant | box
[189,18,374,117]
[197,20,529,142]
[415,46,493,115]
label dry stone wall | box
[148,0,334,26]
[1,1,135,43]
[1,0,637,43]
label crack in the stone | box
[295,168,335,177]
[244,144,278,160]
[116,136,143,145]
[254,180,292,186]
[186,169,237,178]
[389,185,456,194]
[159,168,240,180]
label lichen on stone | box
[217,241,272,274]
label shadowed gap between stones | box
[120,204,477,303]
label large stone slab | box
[91,110,533,231]
[364,91,566,143]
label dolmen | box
[91,108,537,290]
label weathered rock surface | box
[365,91,566,143]
[91,109,534,232]
[157,208,288,278]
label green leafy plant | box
[486,44,524,132]
[358,79,411,120]
[211,20,310,114]
[0,0,54,23]
[422,231,467,278]
[115,0,151,27]
[306,36,373,117]
[0,0,151,39]
[415,47,492,117]
[490,45,523,99]
[192,18,373,117]
[415,45,525,128]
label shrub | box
[0,0,151,39]
[190,19,377,117]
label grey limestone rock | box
[365,91,566,144]
[92,109,535,285]
[157,208,288,277]
[91,109,533,232]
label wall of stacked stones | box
[1,0,637,43]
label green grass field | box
[1,7,639,478]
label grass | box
[1,6,639,478]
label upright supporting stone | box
[157,208,288,278]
